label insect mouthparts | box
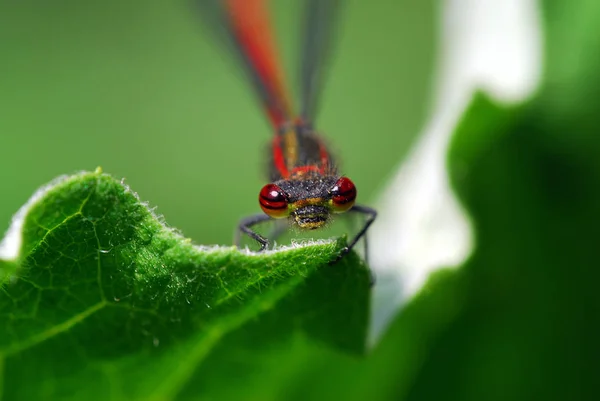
[293,205,329,229]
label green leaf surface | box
[0,171,370,400]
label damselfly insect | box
[198,0,376,261]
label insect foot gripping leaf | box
[0,170,371,401]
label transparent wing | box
[196,0,294,129]
[299,0,344,125]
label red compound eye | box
[331,177,356,213]
[259,184,289,218]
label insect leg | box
[236,214,273,251]
[330,204,377,265]
[346,204,377,252]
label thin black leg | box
[236,214,273,251]
[347,205,377,251]
[329,204,377,265]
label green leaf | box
[0,170,371,400]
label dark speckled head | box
[258,174,358,228]
[275,176,340,229]
[257,127,358,228]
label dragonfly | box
[197,0,377,262]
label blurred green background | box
[0,0,436,247]
[4,1,599,400]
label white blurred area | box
[368,0,542,346]
[0,175,70,262]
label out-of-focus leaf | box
[404,0,600,394]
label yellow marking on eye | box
[329,199,353,213]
